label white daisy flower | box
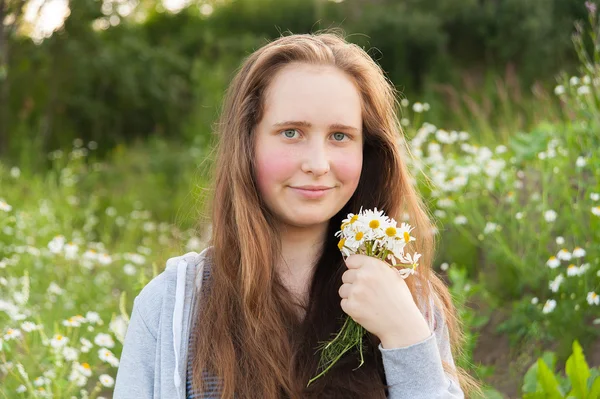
[0,200,12,212]
[97,253,113,265]
[549,274,564,292]
[63,346,79,361]
[94,333,115,348]
[47,282,64,296]
[546,256,560,269]
[80,338,93,353]
[542,299,557,314]
[21,321,39,332]
[483,222,498,234]
[64,242,79,259]
[577,85,591,95]
[85,311,101,324]
[33,376,48,387]
[75,362,92,377]
[50,334,68,348]
[48,235,66,254]
[16,385,26,393]
[124,264,136,276]
[576,156,587,167]
[62,317,82,328]
[99,374,115,388]
[454,215,467,225]
[557,249,572,261]
[554,85,565,95]
[572,247,586,258]
[592,206,600,216]
[83,249,98,262]
[3,328,22,341]
[440,262,449,271]
[531,297,539,305]
[359,208,390,240]
[591,193,599,201]
[544,210,557,222]
[566,265,579,277]
[515,212,523,220]
[587,292,599,306]
[412,102,424,113]
[555,236,565,245]
[98,348,119,367]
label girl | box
[114,31,481,398]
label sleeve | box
[113,295,157,399]
[377,297,465,399]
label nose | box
[300,140,330,176]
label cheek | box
[332,149,363,188]
[254,148,297,195]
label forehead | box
[261,63,362,128]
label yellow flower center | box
[341,222,348,229]
[56,335,63,340]
[369,220,380,229]
[337,238,346,250]
[549,256,557,260]
[403,232,411,243]
[82,363,90,369]
[385,227,397,237]
[355,232,364,240]
[350,215,359,223]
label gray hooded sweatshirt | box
[113,247,465,399]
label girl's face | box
[254,63,364,229]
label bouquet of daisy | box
[307,208,421,387]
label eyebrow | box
[272,120,360,133]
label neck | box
[276,221,328,305]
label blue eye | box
[332,132,348,141]
[282,129,298,139]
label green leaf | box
[589,377,600,399]
[523,352,557,393]
[566,340,591,399]
[537,358,565,398]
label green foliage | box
[522,341,600,399]
[4,0,591,168]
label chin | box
[282,211,333,229]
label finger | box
[344,254,368,269]
[340,298,352,315]
[341,269,358,284]
[338,283,351,299]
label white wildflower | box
[542,299,557,314]
[454,215,467,225]
[544,210,557,222]
[549,274,564,292]
[546,256,560,269]
[50,334,68,348]
[94,333,115,348]
[572,247,586,258]
[557,249,572,261]
[99,374,115,388]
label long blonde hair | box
[192,30,482,398]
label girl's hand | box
[338,254,432,348]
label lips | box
[291,186,334,191]
[289,186,334,199]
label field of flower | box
[1,8,600,399]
